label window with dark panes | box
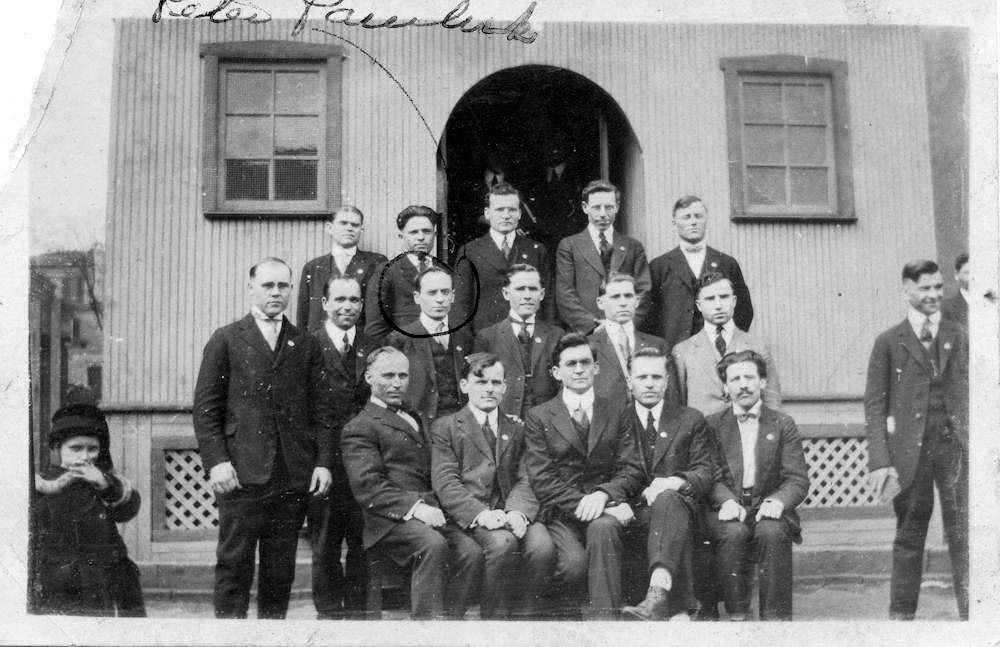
[721,56,854,222]
[221,64,325,206]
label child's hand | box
[68,464,109,491]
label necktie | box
[263,319,279,351]
[646,410,656,440]
[516,320,531,345]
[334,252,349,276]
[617,328,632,359]
[920,318,933,347]
[417,253,430,273]
[436,321,448,349]
[572,404,590,429]
[715,325,727,356]
[598,232,612,269]
[482,418,497,456]
[342,332,351,356]
[736,411,758,423]
[501,236,511,260]
[684,244,703,254]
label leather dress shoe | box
[621,586,669,621]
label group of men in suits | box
[191,173,968,622]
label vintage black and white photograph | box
[3,0,998,644]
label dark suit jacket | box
[453,233,554,334]
[645,246,753,351]
[388,320,474,420]
[363,255,449,340]
[296,249,388,333]
[193,314,336,490]
[631,403,715,501]
[473,318,564,417]
[524,393,643,520]
[864,319,969,488]
[555,230,651,334]
[941,292,968,328]
[672,327,781,416]
[341,401,437,549]
[587,327,679,405]
[431,407,540,528]
[707,406,809,541]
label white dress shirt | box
[467,403,500,436]
[681,242,706,278]
[331,243,357,275]
[733,400,763,489]
[704,319,736,357]
[509,311,536,338]
[326,321,356,353]
[562,387,595,423]
[489,229,515,254]
[587,224,615,253]
[420,313,449,347]
[907,307,941,340]
[634,400,664,429]
[250,305,283,349]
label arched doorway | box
[438,66,644,260]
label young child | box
[31,404,146,617]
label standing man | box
[453,182,554,335]
[587,272,675,404]
[672,273,781,416]
[524,333,644,619]
[556,180,651,334]
[705,350,809,621]
[365,206,446,340]
[864,259,969,620]
[941,252,969,328]
[297,206,388,333]
[388,267,472,421]
[308,276,379,619]
[473,264,564,419]
[619,347,715,622]
[431,353,557,619]
[645,196,753,351]
[193,258,336,619]
[341,347,483,619]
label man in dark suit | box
[672,273,780,416]
[364,206,447,340]
[524,333,644,619]
[555,180,651,334]
[473,264,563,419]
[307,276,379,619]
[645,196,753,351]
[864,259,969,620]
[388,267,473,421]
[341,347,483,619]
[296,206,388,333]
[587,272,676,404]
[431,353,556,619]
[453,182,554,335]
[705,350,809,621]
[941,252,969,328]
[193,257,337,619]
[619,347,715,621]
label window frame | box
[201,41,344,220]
[721,55,855,222]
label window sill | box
[731,212,857,223]
[203,211,334,220]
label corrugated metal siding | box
[105,20,933,403]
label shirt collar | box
[250,305,282,323]
[682,242,706,255]
[509,310,536,325]
[420,312,449,334]
[605,320,635,337]
[959,288,970,301]
[733,399,763,419]
[907,307,941,332]
[331,243,357,257]
[634,399,664,423]
[587,224,614,245]
[489,229,514,249]
[562,387,595,412]
[704,318,736,337]
[467,403,499,429]
[325,321,356,348]
[370,395,390,409]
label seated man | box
[340,347,483,619]
[705,350,809,621]
[431,353,556,619]
[473,263,564,419]
[672,272,780,416]
[523,332,643,620]
[618,347,714,621]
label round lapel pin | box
[535,337,542,343]
[659,432,667,438]
[501,434,509,441]
[288,340,295,347]
[766,433,775,441]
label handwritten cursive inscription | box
[152,0,272,24]
[292,0,538,43]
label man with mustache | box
[864,259,969,620]
[431,352,556,619]
[341,347,483,619]
[555,180,651,334]
[453,182,554,335]
[297,206,387,333]
[473,263,564,419]
[705,350,808,621]
[193,257,337,619]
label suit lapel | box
[593,330,625,379]
[609,233,626,273]
[238,315,278,363]
[372,402,424,444]
[317,326,351,382]
[477,236,510,273]
[897,322,931,375]
[529,322,551,372]
[498,322,525,372]
[354,335,375,384]
[666,248,695,293]
[753,408,780,499]
[497,413,515,461]
[588,397,609,456]
[652,408,681,469]
[461,407,494,462]
[937,322,956,376]
[700,247,723,279]
[721,412,744,492]
[272,317,299,369]
[690,332,721,386]
[576,231,606,276]
[549,398,587,455]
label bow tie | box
[736,412,758,423]
[683,244,704,254]
[385,404,400,414]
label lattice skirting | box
[160,437,878,531]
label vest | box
[431,340,461,413]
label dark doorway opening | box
[438,66,644,259]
